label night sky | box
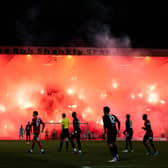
[1,1,168,48]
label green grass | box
[0,140,167,168]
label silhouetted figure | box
[122,114,134,152]
[45,129,49,140]
[25,122,31,143]
[142,114,159,156]
[103,106,120,162]
[70,112,82,154]
[28,111,45,154]
[19,125,24,140]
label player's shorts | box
[26,132,30,136]
[126,129,133,141]
[143,132,153,141]
[107,130,117,143]
[61,129,69,139]
[33,133,40,140]
[71,129,81,139]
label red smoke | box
[0,54,168,139]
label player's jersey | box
[125,119,133,132]
[19,127,24,135]
[31,117,45,134]
[103,114,120,133]
[144,120,153,134]
[45,130,49,136]
[61,118,69,129]
[73,117,80,132]
[25,124,31,133]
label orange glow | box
[4,125,7,129]
[145,56,150,61]
[72,104,78,108]
[18,99,33,109]
[27,54,32,59]
[0,54,168,139]
[131,94,135,99]
[49,120,54,123]
[67,88,75,95]
[100,92,107,99]
[78,94,85,100]
[149,84,156,91]
[138,92,143,98]
[147,92,159,104]
[0,105,6,113]
[112,82,118,89]
[40,90,44,94]
[160,100,166,104]
[71,76,77,81]
[67,55,72,59]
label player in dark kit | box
[28,111,45,154]
[70,112,82,154]
[103,106,120,162]
[122,114,134,152]
[142,114,159,156]
[25,121,31,144]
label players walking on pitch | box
[28,111,45,154]
[59,113,70,152]
[122,114,134,152]
[23,109,160,163]
[103,106,120,162]
[142,114,159,156]
[70,112,82,154]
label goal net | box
[40,122,89,140]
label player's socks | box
[66,141,69,151]
[71,140,75,149]
[113,144,118,157]
[37,141,43,149]
[59,140,63,151]
[109,146,114,156]
[144,143,151,154]
[153,150,159,156]
[31,142,35,149]
[129,141,133,151]
[150,144,157,153]
[77,139,81,151]
[126,141,129,150]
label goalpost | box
[42,122,89,140]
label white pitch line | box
[82,165,168,168]
[82,166,129,168]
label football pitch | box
[0,140,167,168]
